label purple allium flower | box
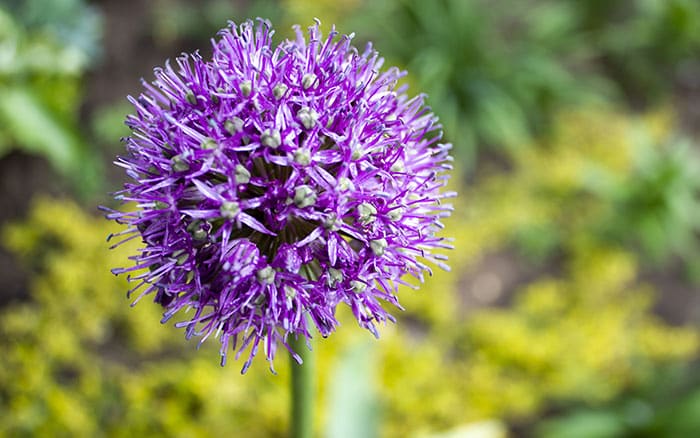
[105,19,454,373]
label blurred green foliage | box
[149,0,283,45]
[579,0,700,104]
[537,366,700,438]
[348,0,700,165]
[351,0,598,163]
[464,107,700,277]
[89,102,133,145]
[0,0,103,195]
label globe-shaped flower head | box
[107,19,454,372]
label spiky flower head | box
[106,19,454,373]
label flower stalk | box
[289,334,315,438]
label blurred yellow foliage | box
[0,197,293,437]
[371,105,699,435]
[1,154,697,437]
[379,240,697,437]
[460,106,680,263]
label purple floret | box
[105,19,454,373]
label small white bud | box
[350,280,366,294]
[261,129,281,148]
[302,73,317,90]
[351,146,363,160]
[171,155,189,172]
[357,202,377,224]
[234,164,251,184]
[220,201,240,219]
[323,214,338,230]
[337,177,353,192]
[370,238,388,257]
[293,148,311,166]
[390,161,405,172]
[294,185,317,208]
[297,107,319,129]
[200,138,218,150]
[225,117,244,134]
[327,268,343,287]
[257,266,276,284]
[284,285,297,298]
[240,80,252,97]
[273,83,288,99]
[387,208,404,221]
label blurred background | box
[1,0,700,436]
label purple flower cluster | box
[106,19,454,372]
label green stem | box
[290,334,315,438]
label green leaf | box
[0,85,101,194]
[537,410,626,438]
[326,340,380,438]
[474,84,529,149]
